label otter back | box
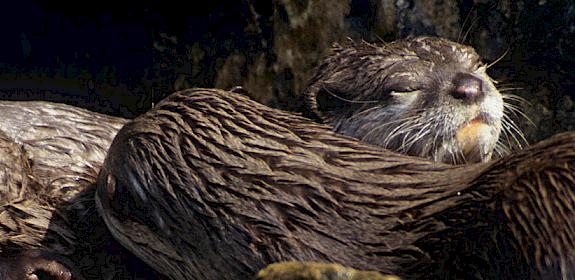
[95,88,575,279]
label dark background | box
[0,0,574,143]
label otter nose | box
[451,73,483,102]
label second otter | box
[305,36,507,164]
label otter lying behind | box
[96,88,575,279]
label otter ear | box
[304,82,355,122]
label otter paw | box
[0,250,79,280]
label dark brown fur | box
[0,101,162,279]
[96,88,575,279]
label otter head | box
[305,36,505,164]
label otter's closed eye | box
[389,89,420,106]
[385,78,420,95]
[389,87,417,94]
[387,85,420,96]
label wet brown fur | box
[96,88,575,279]
[0,101,126,255]
[0,102,163,279]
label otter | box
[304,36,517,164]
[0,36,543,279]
[96,88,575,279]
[0,101,162,279]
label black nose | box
[451,73,483,102]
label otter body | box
[0,101,126,255]
[0,102,162,279]
[97,88,575,279]
[305,36,507,164]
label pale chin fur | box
[435,123,501,164]
[438,90,504,164]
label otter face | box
[306,36,509,164]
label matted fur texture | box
[97,88,575,279]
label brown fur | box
[96,88,575,279]
[0,101,162,279]
[0,101,126,255]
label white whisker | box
[486,47,510,69]
[322,86,380,104]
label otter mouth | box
[456,117,486,145]
[453,114,497,162]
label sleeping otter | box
[96,88,575,279]
[304,36,520,164]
